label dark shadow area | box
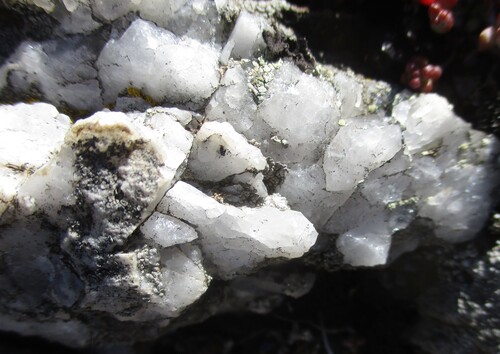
[145,269,419,354]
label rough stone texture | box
[377,235,500,354]
[0,0,498,349]
[0,103,318,345]
[0,109,210,345]
[415,243,500,354]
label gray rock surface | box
[411,239,500,354]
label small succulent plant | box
[478,14,500,51]
[420,0,458,34]
[401,56,443,92]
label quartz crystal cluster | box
[0,0,498,346]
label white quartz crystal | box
[396,95,497,243]
[160,245,209,315]
[0,103,71,217]
[329,70,365,118]
[337,229,392,267]
[160,181,318,278]
[141,212,198,247]
[205,64,258,135]
[207,61,340,164]
[278,164,352,227]
[138,0,222,42]
[188,121,267,181]
[256,62,339,164]
[205,57,497,269]
[323,117,402,192]
[322,95,498,266]
[393,94,461,154]
[220,11,269,64]
[97,19,220,108]
[325,162,411,266]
